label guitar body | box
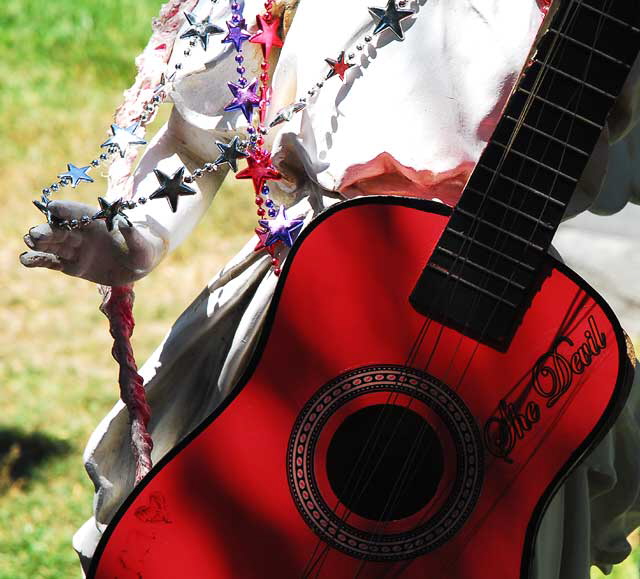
[90,197,632,579]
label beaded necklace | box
[29,0,417,481]
[33,0,416,275]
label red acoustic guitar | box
[89,2,639,578]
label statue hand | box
[20,200,164,286]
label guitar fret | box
[453,208,545,252]
[434,246,528,291]
[426,263,518,309]
[463,185,555,231]
[476,163,567,208]
[548,26,632,69]
[580,2,640,32]
[489,140,579,184]
[503,115,590,157]
[444,229,536,272]
[532,58,617,100]
[517,88,605,130]
[413,0,640,348]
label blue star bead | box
[224,79,261,123]
[258,206,304,248]
[369,0,415,40]
[58,163,94,188]
[222,19,252,51]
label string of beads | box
[33,0,416,274]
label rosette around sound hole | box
[287,365,484,562]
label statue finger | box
[19,251,64,271]
[25,224,71,247]
[29,240,78,261]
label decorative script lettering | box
[484,316,607,462]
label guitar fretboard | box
[411,0,640,349]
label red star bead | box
[254,227,279,256]
[236,150,282,194]
[325,51,354,82]
[250,14,284,59]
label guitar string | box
[390,4,602,576]
[301,322,436,579]
[302,2,608,576]
[381,289,594,578]
[350,0,607,575]
[304,2,583,576]
[377,287,595,578]
[385,294,598,579]
[359,0,585,540]
[377,1,615,576]
[299,323,430,578]
[444,0,606,400]
[394,301,602,579]
[444,0,607,427]
[300,319,434,579]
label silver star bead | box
[154,71,176,96]
[57,163,94,188]
[93,197,132,232]
[369,0,415,40]
[180,12,224,50]
[269,102,307,129]
[149,167,197,213]
[101,123,147,158]
[214,136,249,172]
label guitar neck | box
[411,0,640,350]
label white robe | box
[74,0,640,576]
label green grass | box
[592,550,640,579]
[0,1,638,578]
[0,0,167,164]
[0,1,252,577]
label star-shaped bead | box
[269,102,307,128]
[224,79,261,123]
[249,14,284,59]
[235,150,282,194]
[325,51,355,81]
[101,123,147,158]
[58,163,94,188]
[254,226,279,256]
[180,12,223,50]
[149,167,197,213]
[222,18,252,51]
[93,197,132,232]
[369,0,415,40]
[214,136,249,172]
[258,206,304,248]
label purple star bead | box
[258,206,304,248]
[224,78,261,123]
[222,19,252,51]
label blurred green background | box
[0,0,637,577]
[0,0,255,576]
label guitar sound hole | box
[326,404,444,522]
